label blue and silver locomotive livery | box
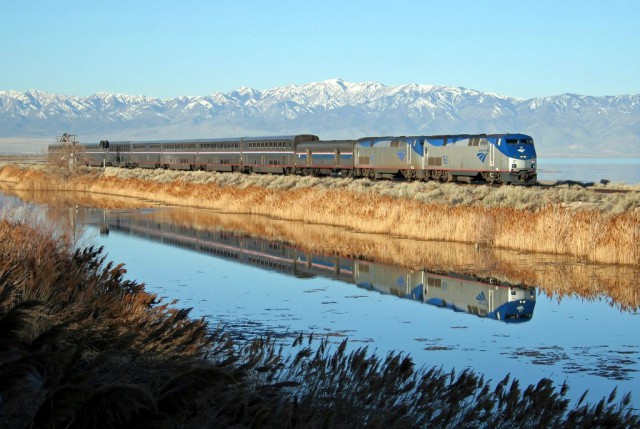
[56,132,537,184]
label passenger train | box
[53,132,537,184]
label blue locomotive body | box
[53,131,537,184]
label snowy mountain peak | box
[0,81,639,156]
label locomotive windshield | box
[506,138,533,145]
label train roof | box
[240,134,316,141]
[421,133,533,139]
[354,133,533,142]
[82,135,319,145]
[69,133,533,147]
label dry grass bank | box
[1,164,640,266]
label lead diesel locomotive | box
[69,133,537,184]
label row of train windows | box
[201,246,239,259]
[247,256,291,272]
[132,144,162,150]
[164,144,197,150]
[247,141,291,149]
[201,142,240,149]
[87,141,290,151]
[163,237,196,249]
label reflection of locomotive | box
[353,261,535,323]
[55,132,537,184]
[99,211,536,323]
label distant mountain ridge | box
[1,79,639,156]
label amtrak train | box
[53,132,537,184]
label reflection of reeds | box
[2,219,638,427]
[0,186,157,210]
[3,165,640,311]
[149,208,640,313]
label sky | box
[1,0,639,99]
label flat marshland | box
[1,163,639,265]
[2,213,639,427]
[2,162,640,426]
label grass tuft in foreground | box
[0,219,639,428]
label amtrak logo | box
[397,151,405,161]
[476,291,488,304]
[517,147,525,153]
[476,152,488,163]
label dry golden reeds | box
[2,164,640,266]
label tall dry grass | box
[2,164,640,265]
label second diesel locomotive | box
[68,132,537,184]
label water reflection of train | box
[100,212,536,323]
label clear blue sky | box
[2,0,638,99]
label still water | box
[538,157,640,184]
[1,190,638,411]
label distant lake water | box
[538,157,640,184]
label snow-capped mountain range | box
[1,79,639,156]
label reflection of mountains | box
[102,212,536,323]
